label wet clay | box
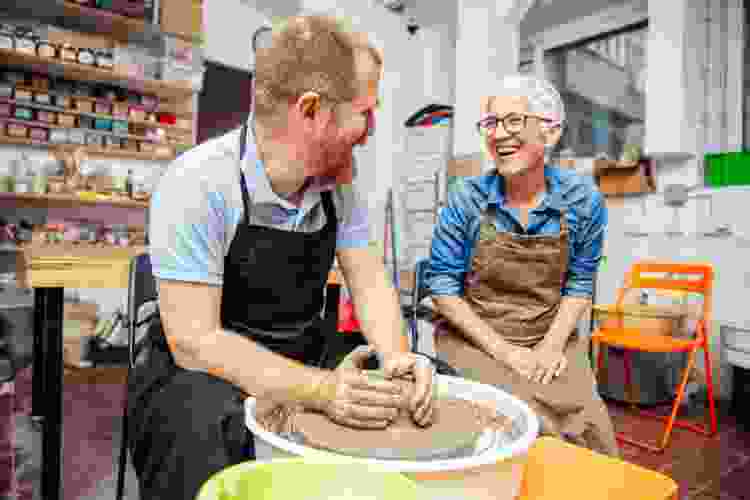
[256,371,516,460]
[292,397,485,460]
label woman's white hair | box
[486,74,566,132]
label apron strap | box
[238,122,252,225]
[319,189,337,228]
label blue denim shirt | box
[425,165,607,299]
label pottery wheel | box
[291,397,486,461]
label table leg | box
[32,288,64,500]
[31,290,46,425]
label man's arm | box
[157,279,329,408]
[336,247,409,357]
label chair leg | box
[596,341,605,377]
[702,346,719,435]
[116,386,129,500]
[616,350,703,453]
[658,350,696,449]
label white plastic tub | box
[246,374,539,500]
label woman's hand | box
[530,344,567,384]
[499,346,540,380]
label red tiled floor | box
[607,397,750,500]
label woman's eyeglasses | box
[476,112,550,136]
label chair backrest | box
[412,259,431,307]
[617,261,714,339]
[127,253,158,368]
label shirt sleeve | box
[562,187,607,297]
[335,183,371,249]
[425,179,473,296]
[148,158,228,286]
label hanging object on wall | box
[404,104,454,128]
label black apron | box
[127,122,339,499]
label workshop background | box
[0,0,749,499]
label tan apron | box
[435,202,620,457]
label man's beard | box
[304,143,355,184]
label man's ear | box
[296,91,321,119]
[543,124,563,149]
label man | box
[425,75,619,457]
[128,16,435,499]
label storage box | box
[705,152,750,187]
[594,159,656,196]
[97,0,147,18]
[58,113,77,128]
[29,128,48,142]
[73,99,95,114]
[160,0,201,38]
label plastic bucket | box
[245,374,539,500]
[195,458,422,500]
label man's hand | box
[310,346,404,429]
[381,352,436,427]
[530,344,567,384]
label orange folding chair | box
[591,262,718,453]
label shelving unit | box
[0,135,177,161]
[0,191,149,210]
[4,92,193,135]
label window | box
[541,24,648,161]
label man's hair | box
[253,15,382,122]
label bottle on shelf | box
[125,169,134,198]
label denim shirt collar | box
[485,165,564,214]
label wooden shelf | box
[0,192,149,210]
[0,48,194,100]
[0,135,176,161]
[15,243,146,289]
[60,1,163,45]
[0,0,165,48]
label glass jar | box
[95,49,113,69]
[0,25,14,50]
[15,219,33,245]
[13,28,36,56]
[77,47,95,66]
[112,224,129,247]
[31,161,47,194]
[101,225,115,245]
[110,166,127,193]
[0,163,13,193]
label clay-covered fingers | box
[380,353,437,425]
[337,401,399,424]
[345,370,404,397]
[346,386,404,409]
[409,356,436,426]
